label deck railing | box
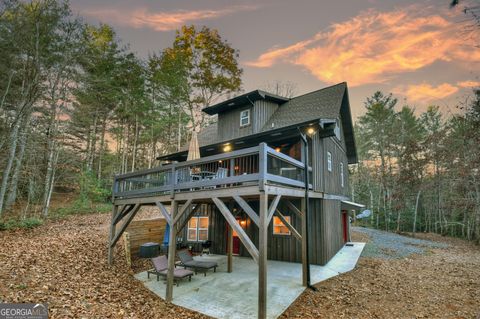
[113,143,310,199]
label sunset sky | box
[71,0,480,120]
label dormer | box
[203,90,289,141]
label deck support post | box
[301,198,308,287]
[213,197,259,263]
[227,224,233,273]
[258,191,268,319]
[108,205,119,265]
[166,200,178,302]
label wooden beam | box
[175,204,201,233]
[172,199,193,226]
[227,224,233,273]
[212,197,259,263]
[113,204,133,225]
[275,209,301,241]
[166,201,178,302]
[109,204,140,248]
[233,195,259,226]
[267,195,282,224]
[258,192,268,319]
[301,198,308,287]
[155,201,172,225]
[285,200,304,219]
[108,205,119,265]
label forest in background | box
[0,0,479,244]
[0,0,243,223]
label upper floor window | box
[273,216,291,235]
[335,119,341,140]
[240,109,250,127]
[187,216,209,241]
[340,162,344,187]
[327,152,332,172]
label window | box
[340,162,344,187]
[187,216,209,241]
[327,152,332,172]
[240,109,250,127]
[273,216,291,235]
[335,119,341,140]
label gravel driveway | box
[352,226,449,259]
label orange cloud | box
[84,5,257,31]
[393,83,459,103]
[246,6,480,86]
[457,80,480,88]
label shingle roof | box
[261,82,346,132]
[169,82,357,163]
[202,90,289,115]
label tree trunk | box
[131,114,139,172]
[5,116,29,208]
[87,110,98,171]
[474,182,480,244]
[412,189,421,236]
[97,116,107,179]
[0,116,22,216]
[42,151,58,217]
[177,110,182,151]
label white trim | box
[340,162,344,188]
[240,109,250,127]
[327,152,332,172]
[187,216,209,242]
[272,215,291,236]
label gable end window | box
[327,152,332,172]
[187,216,209,242]
[240,109,250,127]
[340,162,344,187]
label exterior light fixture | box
[307,127,316,136]
[275,147,281,152]
[223,144,232,152]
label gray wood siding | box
[311,133,325,192]
[180,198,347,265]
[253,100,278,133]
[217,106,254,141]
[318,199,344,264]
[311,117,350,197]
[323,137,349,196]
[216,101,278,141]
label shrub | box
[0,217,43,231]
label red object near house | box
[342,211,348,243]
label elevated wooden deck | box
[112,143,312,205]
[108,143,312,319]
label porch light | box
[223,144,232,152]
[307,127,316,136]
[275,147,281,152]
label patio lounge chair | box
[177,249,218,276]
[147,255,194,286]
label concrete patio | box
[135,242,365,319]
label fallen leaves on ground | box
[1,213,479,318]
[281,231,480,319]
[0,213,208,319]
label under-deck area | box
[108,143,341,319]
[134,243,364,319]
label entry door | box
[226,218,241,255]
[342,211,348,243]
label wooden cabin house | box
[108,82,362,319]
